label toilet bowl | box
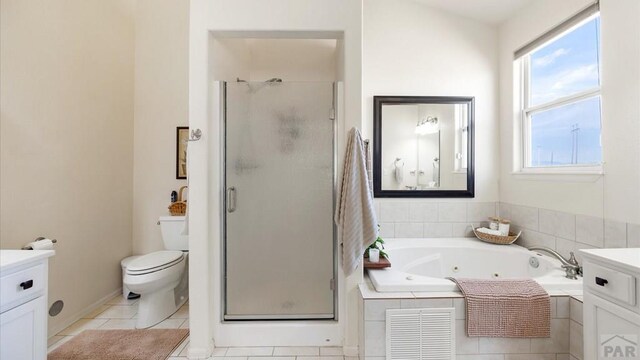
[124,216,188,329]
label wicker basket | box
[168,186,188,216]
[471,225,521,245]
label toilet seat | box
[126,250,184,275]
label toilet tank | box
[158,216,188,250]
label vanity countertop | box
[0,250,55,272]
[579,248,640,273]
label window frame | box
[516,12,603,175]
[454,104,468,173]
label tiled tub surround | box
[498,203,640,261]
[569,297,583,360]
[368,201,599,358]
[375,201,498,239]
[367,238,582,293]
[359,280,576,359]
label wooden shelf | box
[363,257,391,269]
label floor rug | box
[48,328,189,360]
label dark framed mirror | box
[373,96,475,198]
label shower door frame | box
[220,81,339,321]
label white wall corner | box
[187,339,215,359]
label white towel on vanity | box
[335,128,378,276]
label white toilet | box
[124,216,188,329]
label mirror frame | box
[373,95,475,198]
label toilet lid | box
[127,251,184,272]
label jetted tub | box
[368,238,583,292]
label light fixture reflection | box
[415,116,439,135]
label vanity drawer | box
[584,260,636,307]
[0,264,45,310]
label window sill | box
[510,170,603,182]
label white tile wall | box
[363,321,385,357]
[455,320,478,353]
[530,319,570,353]
[575,215,605,248]
[505,355,557,360]
[510,205,539,231]
[438,203,467,222]
[556,297,570,319]
[374,200,497,239]
[453,222,480,237]
[368,201,616,358]
[629,223,640,247]
[457,355,503,360]
[478,337,530,353]
[604,219,628,248]
[379,202,410,222]
[364,300,400,321]
[467,202,499,222]
[360,295,571,358]
[378,223,394,238]
[424,223,454,238]
[394,222,423,237]
[539,209,576,241]
[520,230,556,249]
[409,203,438,222]
[569,298,584,360]
[499,202,639,260]
[399,298,453,309]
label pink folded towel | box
[448,278,550,338]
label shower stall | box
[222,80,337,320]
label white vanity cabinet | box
[0,250,54,360]
[580,249,640,360]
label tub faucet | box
[527,246,582,280]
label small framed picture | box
[176,127,188,179]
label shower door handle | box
[227,186,237,213]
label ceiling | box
[411,0,535,25]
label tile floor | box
[47,294,354,360]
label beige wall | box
[498,0,640,224]
[210,38,337,82]
[364,0,500,202]
[0,0,135,334]
[498,0,604,218]
[132,0,190,255]
[600,0,640,224]
[248,39,337,81]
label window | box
[517,7,602,172]
[454,104,468,172]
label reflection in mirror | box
[373,96,474,198]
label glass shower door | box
[224,81,335,320]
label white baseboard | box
[187,339,214,359]
[343,345,358,357]
[48,287,122,338]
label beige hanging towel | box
[335,127,378,276]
